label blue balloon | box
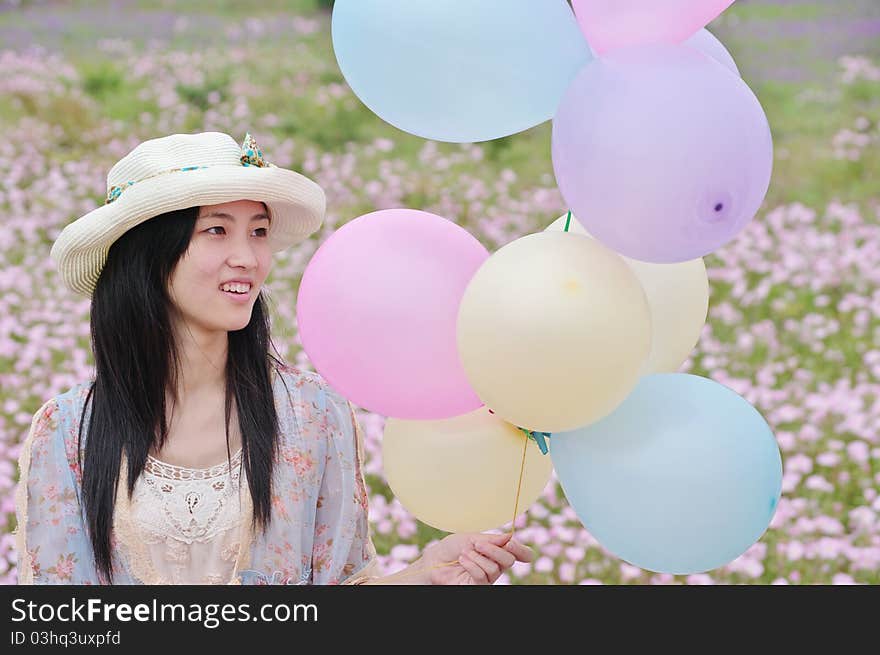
[331,0,592,143]
[550,374,782,575]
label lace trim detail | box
[340,418,380,585]
[145,447,243,480]
[13,398,57,585]
[115,452,255,585]
[136,462,243,543]
[341,557,381,585]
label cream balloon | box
[456,231,651,433]
[382,406,553,533]
[546,213,709,375]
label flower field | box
[0,0,878,584]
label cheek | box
[194,258,224,279]
[256,246,273,277]
[175,253,226,293]
[190,247,224,276]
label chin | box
[228,318,253,332]
[219,312,254,332]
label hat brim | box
[50,164,326,297]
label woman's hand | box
[418,532,535,585]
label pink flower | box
[785,541,805,562]
[620,563,642,582]
[781,472,802,493]
[805,475,834,492]
[847,441,870,465]
[565,546,586,562]
[534,556,554,574]
[558,562,576,583]
[786,453,813,475]
[511,560,532,577]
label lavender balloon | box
[552,43,773,263]
[684,28,740,77]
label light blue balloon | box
[331,0,592,143]
[550,373,782,575]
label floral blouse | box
[13,364,380,585]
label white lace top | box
[127,447,247,584]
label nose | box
[226,232,260,271]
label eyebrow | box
[198,211,271,223]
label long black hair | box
[77,204,289,584]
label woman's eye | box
[206,226,269,236]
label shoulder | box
[59,378,95,409]
[20,379,93,485]
[271,363,356,445]
[28,379,93,439]
[272,362,348,411]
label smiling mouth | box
[219,282,253,293]
[219,285,253,300]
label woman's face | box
[168,199,273,335]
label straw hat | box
[50,131,326,297]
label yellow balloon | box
[456,231,651,433]
[383,406,553,533]
[546,213,709,374]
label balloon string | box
[362,430,530,584]
[511,427,528,534]
[564,210,572,232]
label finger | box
[459,552,489,584]
[474,541,516,570]
[486,532,512,547]
[465,549,502,582]
[504,539,535,562]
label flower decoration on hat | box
[240,132,270,167]
[105,181,135,204]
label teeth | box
[221,283,251,293]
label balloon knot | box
[518,427,551,455]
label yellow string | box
[363,431,530,584]
[510,428,528,539]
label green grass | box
[136,0,333,16]
[725,2,835,21]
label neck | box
[169,318,228,404]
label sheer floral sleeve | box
[310,390,380,585]
[14,397,98,584]
[12,370,382,586]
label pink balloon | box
[571,0,735,55]
[296,209,488,419]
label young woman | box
[14,131,533,585]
